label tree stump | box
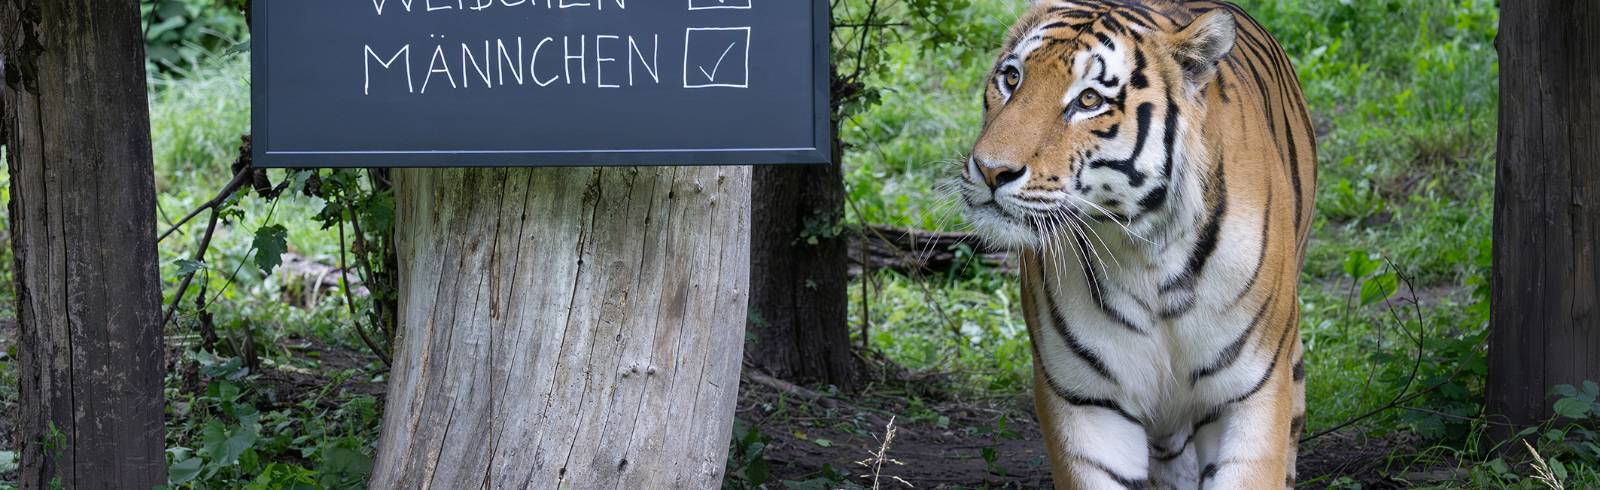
[2,0,168,487]
[371,166,750,488]
[1489,1,1600,434]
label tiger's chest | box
[1021,230,1279,437]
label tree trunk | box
[1488,1,1600,435]
[0,0,167,487]
[372,167,750,488]
[747,124,855,389]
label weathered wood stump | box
[3,0,168,486]
[1489,0,1600,436]
[372,167,750,488]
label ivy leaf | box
[252,224,289,276]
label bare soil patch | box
[736,368,1452,488]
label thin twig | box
[844,189,966,346]
[339,211,392,367]
[346,202,394,341]
[1302,382,1446,443]
[1302,259,1433,443]
[162,208,223,327]
[158,167,252,243]
[202,194,282,309]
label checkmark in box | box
[682,27,751,89]
[688,0,751,10]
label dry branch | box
[848,225,1010,277]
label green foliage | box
[853,265,1034,395]
[142,0,250,72]
[165,352,379,489]
[251,224,289,276]
[1442,384,1600,488]
[1552,382,1600,421]
[723,423,772,489]
[831,0,998,120]
[841,1,1023,230]
[142,40,388,489]
[0,336,15,458]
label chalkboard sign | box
[251,0,830,168]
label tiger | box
[955,0,1316,488]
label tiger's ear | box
[1170,10,1236,89]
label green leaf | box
[1343,251,1379,280]
[252,224,289,275]
[745,453,769,485]
[317,446,374,484]
[1554,397,1591,419]
[155,0,187,18]
[1553,384,1580,398]
[201,419,260,470]
[168,457,202,485]
[1359,271,1398,306]
[174,259,207,276]
[821,463,842,482]
[812,438,832,448]
[981,447,997,463]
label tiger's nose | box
[975,158,1027,191]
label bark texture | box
[747,133,855,389]
[372,167,750,489]
[0,0,167,487]
[1489,1,1600,432]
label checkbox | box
[682,27,751,88]
[688,0,751,10]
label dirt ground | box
[735,372,1434,489]
[0,323,1452,488]
[736,373,1053,488]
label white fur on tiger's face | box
[955,1,1317,488]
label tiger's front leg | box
[1033,365,1152,490]
[1190,342,1302,489]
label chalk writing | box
[359,1,753,95]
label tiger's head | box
[959,1,1236,250]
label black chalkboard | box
[251,0,830,168]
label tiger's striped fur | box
[956,1,1316,488]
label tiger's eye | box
[1078,90,1104,109]
[1003,67,1021,90]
